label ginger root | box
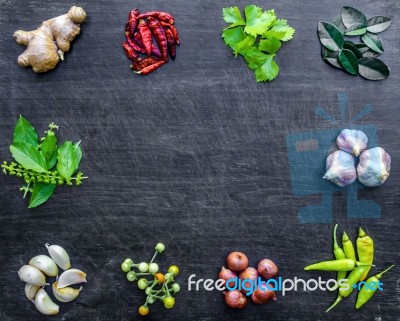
[13,6,87,73]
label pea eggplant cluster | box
[122,9,180,75]
[120,243,180,316]
[304,225,395,312]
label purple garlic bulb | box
[357,147,391,187]
[336,129,368,156]
[323,150,357,187]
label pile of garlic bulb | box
[323,129,391,187]
[18,244,87,315]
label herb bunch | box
[2,116,87,208]
[319,6,391,80]
[221,5,295,82]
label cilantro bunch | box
[222,5,295,82]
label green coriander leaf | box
[40,134,58,169]
[10,143,48,173]
[269,19,296,41]
[222,26,246,48]
[265,9,277,21]
[255,55,279,82]
[223,7,245,28]
[243,47,269,69]
[57,141,77,182]
[233,35,256,56]
[28,182,56,208]
[281,27,296,41]
[244,5,262,22]
[244,5,275,36]
[259,37,281,54]
[271,19,288,31]
[13,115,39,147]
[262,29,286,40]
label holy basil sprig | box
[222,5,295,82]
[2,116,87,208]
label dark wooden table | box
[1,0,399,320]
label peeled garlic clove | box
[34,288,59,315]
[57,268,87,289]
[52,281,82,302]
[45,243,71,270]
[337,129,368,156]
[323,150,357,187]
[29,255,58,277]
[24,283,41,300]
[357,147,391,187]
[18,265,46,286]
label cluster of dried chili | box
[122,9,179,75]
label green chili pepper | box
[325,265,368,312]
[332,224,347,290]
[304,259,372,272]
[355,265,395,309]
[356,227,374,281]
[342,231,356,261]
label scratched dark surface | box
[0,0,399,320]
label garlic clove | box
[24,283,41,300]
[18,265,46,286]
[29,255,58,277]
[57,268,87,289]
[34,288,59,315]
[337,129,368,156]
[45,244,71,270]
[323,150,357,187]
[357,147,391,187]
[52,281,82,302]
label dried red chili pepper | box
[151,43,161,58]
[125,31,146,54]
[138,20,153,55]
[138,11,174,24]
[134,27,161,57]
[160,21,180,45]
[134,60,166,75]
[130,57,161,71]
[147,17,168,62]
[122,41,138,60]
[165,28,176,60]
[134,32,143,45]
[126,9,140,38]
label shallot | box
[226,252,249,272]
